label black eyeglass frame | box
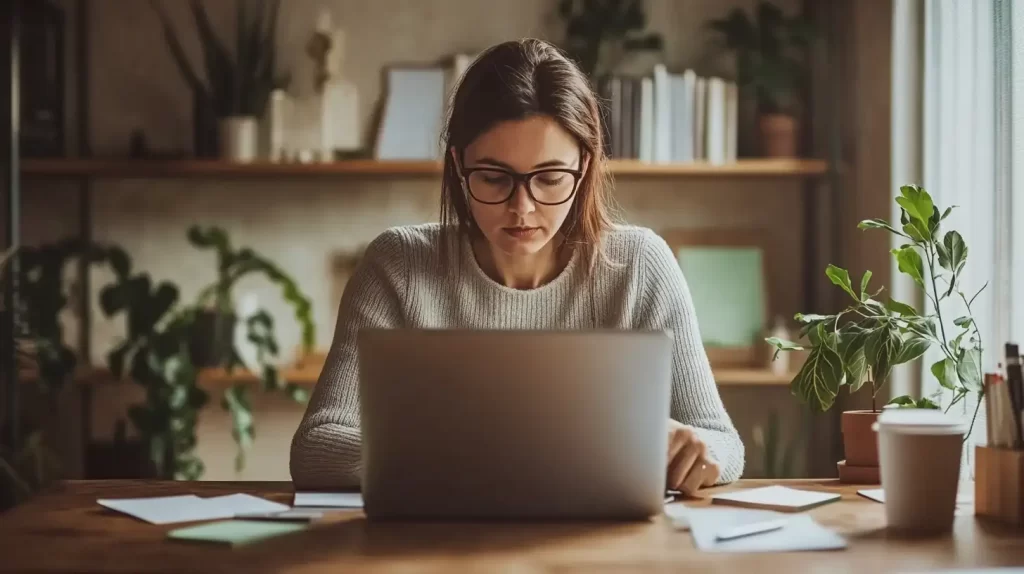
[457,153,586,206]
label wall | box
[22,0,843,481]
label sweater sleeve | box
[289,229,407,489]
[635,229,745,484]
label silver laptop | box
[357,329,672,520]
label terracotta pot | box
[759,113,799,157]
[842,410,881,467]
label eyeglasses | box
[460,163,584,206]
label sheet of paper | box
[205,494,290,516]
[857,488,974,515]
[685,507,847,553]
[168,519,307,546]
[293,492,364,508]
[97,495,233,525]
[711,485,840,510]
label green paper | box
[676,246,766,348]
[168,519,306,547]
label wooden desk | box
[1,480,1021,573]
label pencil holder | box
[975,445,1024,526]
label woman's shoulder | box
[364,223,442,255]
[600,224,670,263]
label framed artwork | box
[660,229,771,368]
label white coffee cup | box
[873,409,966,534]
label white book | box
[706,77,727,165]
[672,70,697,162]
[652,64,673,163]
[639,77,654,162]
[710,486,841,512]
[726,81,739,162]
[694,77,707,161]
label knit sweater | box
[290,223,745,488]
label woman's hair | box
[438,38,618,270]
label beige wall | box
[21,0,871,481]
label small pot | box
[759,113,799,158]
[842,410,881,467]
[189,309,237,368]
[218,115,259,162]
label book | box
[168,520,307,547]
[710,486,841,513]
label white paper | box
[205,493,289,516]
[98,493,288,524]
[856,488,974,515]
[293,492,364,508]
[98,495,232,525]
[711,485,840,510]
[685,507,847,553]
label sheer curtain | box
[904,0,1021,474]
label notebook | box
[168,520,307,547]
[710,486,841,512]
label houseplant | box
[100,226,313,479]
[557,0,664,80]
[1,241,122,508]
[767,185,986,482]
[706,1,813,157]
[150,0,289,161]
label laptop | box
[357,329,672,520]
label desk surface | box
[0,479,1021,573]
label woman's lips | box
[503,226,540,239]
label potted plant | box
[558,0,664,80]
[150,0,289,161]
[768,185,986,483]
[707,1,813,157]
[100,226,314,479]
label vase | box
[218,116,259,162]
[838,410,881,483]
[759,113,799,158]
[189,309,237,368]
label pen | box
[714,518,788,541]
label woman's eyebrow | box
[472,157,572,169]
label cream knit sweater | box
[290,223,745,488]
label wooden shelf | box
[20,158,829,179]
[24,364,793,389]
[713,368,794,386]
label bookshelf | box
[21,157,829,179]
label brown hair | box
[438,38,618,271]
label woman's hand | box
[666,419,721,495]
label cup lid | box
[871,408,967,435]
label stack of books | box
[597,64,739,165]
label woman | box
[291,38,745,493]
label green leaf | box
[897,185,935,224]
[865,326,902,385]
[766,337,804,351]
[859,271,872,301]
[887,395,915,407]
[914,397,941,409]
[790,344,846,412]
[953,316,973,328]
[902,221,930,242]
[941,206,956,221]
[858,218,905,236]
[943,231,967,274]
[892,247,925,286]
[885,298,918,317]
[826,265,858,301]
[957,348,983,392]
[894,336,930,365]
[936,242,952,271]
[794,313,832,324]
[844,347,868,393]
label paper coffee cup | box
[873,409,966,534]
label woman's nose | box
[507,181,536,215]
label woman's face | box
[456,115,588,258]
